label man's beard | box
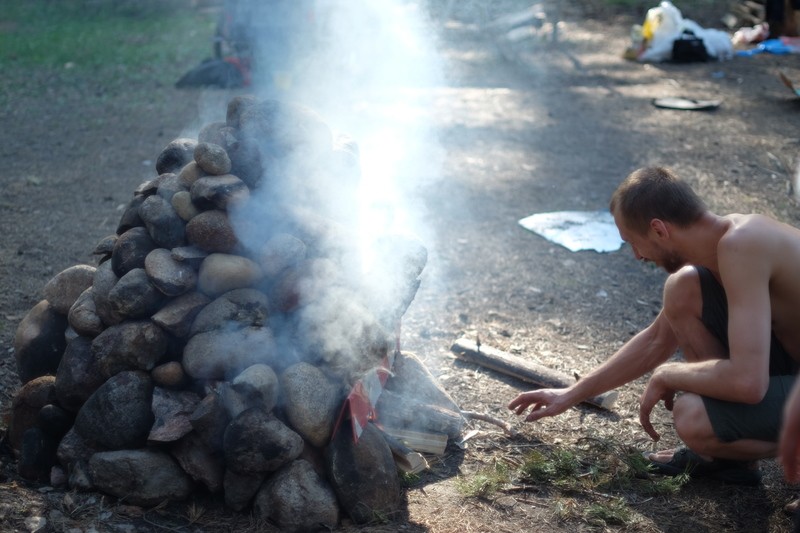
[660,251,686,274]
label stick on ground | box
[451,337,618,411]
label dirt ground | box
[2,1,800,532]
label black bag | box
[671,30,710,62]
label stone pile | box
[9,96,463,532]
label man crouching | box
[509,166,799,485]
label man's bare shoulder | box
[721,214,797,243]
[719,214,800,266]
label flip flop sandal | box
[652,97,722,110]
[643,447,762,486]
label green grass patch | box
[0,0,215,72]
[457,437,690,528]
[456,461,511,499]
[519,448,581,486]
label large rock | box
[7,375,56,454]
[156,138,198,175]
[325,422,402,524]
[17,427,58,482]
[112,227,157,277]
[67,288,105,338]
[151,291,210,338]
[92,320,168,378]
[189,391,230,452]
[13,300,68,384]
[223,408,303,474]
[148,387,200,443]
[154,172,186,203]
[189,288,269,336]
[56,427,100,474]
[254,460,340,533]
[177,160,204,188]
[138,194,186,249]
[144,248,198,297]
[74,370,154,449]
[116,195,145,235]
[281,362,342,448]
[171,245,209,269]
[171,190,201,221]
[226,137,263,188]
[107,268,165,319]
[190,174,249,211]
[182,327,277,380]
[294,293,391,382]
[171,433,225,493]
[55,336,105,413]
[197,253,263,297]
[185,210,238,253]
[193,142,232,176]
[197,121,229,146]
[258,232,307,278]
[91,260,124,326]
[89,449,193,506]
[43,265,96,315]
[224,468,264,512]
[38,403,73,440]
[230,364,279,413]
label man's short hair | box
[609,166,707,235]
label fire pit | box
[10,96,463,531]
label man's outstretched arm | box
[508,310,678,422]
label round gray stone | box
[194,142,232,175]
[43,264,96,315]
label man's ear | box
[650,218,669,239]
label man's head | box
[610,167,706,235]
[610,167,707,273]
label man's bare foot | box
[642,447,762,486]
[645,448,714,464]
[644,448,677,464]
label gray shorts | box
[702,375,795,442]
[695,266,798,442]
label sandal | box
[642,447,762,486]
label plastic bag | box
[638,1,684,62]
[634,1,733,62]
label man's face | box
[613,213,686,273]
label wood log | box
[379,430,430,473]
[375,388,464,438]
[450,337,617,411]
[380,427,448,456]
[385,351,461,414]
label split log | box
[379,430,429,474]
[375,389,464,438]
[380,427,448,456]
[450,337,617,411]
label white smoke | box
[250,0,443,241]
[225,0,443,375]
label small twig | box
[461,410,518,437]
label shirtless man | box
[509,166,800,484]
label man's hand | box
[638,369,676,442]
[779,379,800,483]
[507,388,574,422]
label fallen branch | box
[461,410,518,437]
[451,337,618,411]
